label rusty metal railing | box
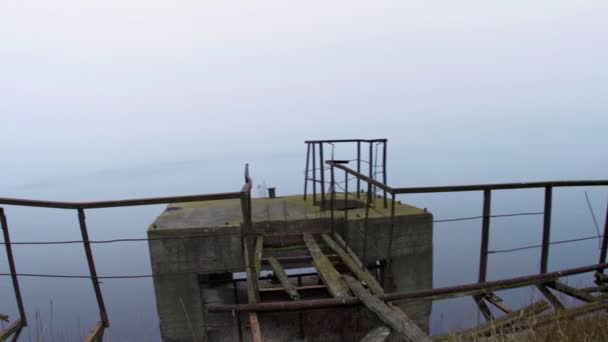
[0,165,253,341]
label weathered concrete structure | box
[148,194,433,342]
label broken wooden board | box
[0,319,24,342]
[536,284,565,310]
[243,235,262,342]
[254,236,264,275]
[303,233,350,298]
[360,326,391,342]
[546,281,596,302]
[84,321,105,342]
[268,256,301,300]
[473,294,494,321]
[322,233,384,295]
[344,275,431,342]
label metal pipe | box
[368,142,373,204]
[320,143,325,209]
[598,202,608,272]
[394,180,608,194]
[0,208,27,326]
[387,194,396,262]
[363,180,372,262]
[312,142,317,205]
[357,141,361,198]
[478,189,491,282]
[330,165,335,234]
[382,141,387,208]
[304,139,387,144]
[541,187,553,274]
[303,143,310,200]
[77,209,109,327]
[207,262,608,313]
[327,162,394,194]
[344,169,349,250]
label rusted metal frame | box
[0,319,24,341]
[478,190,492,282]
[382,141,387,209]
[312,142,317,205]
[206,262,608,313]
[363,179,372,263]
[357,141,361,198]
[304,139,387,144]
[330,164,335,234]
[319,143,325,209]
[541,186,552,274]
[0,191,243,210]
[84,320,105,342]
[368,142,374,206]
[77,209,109,328]
[327,162,394,194]
[303,142,310,200]
[344,169,349,250]
[0,209,26,327]
[387,193,396,263]
[597,202,608,276]
[393,180,608,194]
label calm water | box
[0,144,606,341]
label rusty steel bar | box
[387,193,396,261]
[478,190,492,282]
[328,162,394,194]
[344,169,349,250]
[362,180,372,262]
[598,202,608,273]
[382,141,387,208]
[303,143,310,200]
[319,143,325,209]
[312,142,317,205]
[77,209,109,327]
[368,142,373,201]
[207,262,608,313]
[394,180,608,194]
[357,141,361,198]
[330,164,335,234]
[0,208,27,326]
[0,192,243,210]
[304,139,388,144]
[541,187,553,274]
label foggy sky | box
[1,0,607,186]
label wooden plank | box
[528,299,608,329]
[333,233,363,267]
[433,300,550,340]
[322,233,384,295]
[473,295,494,321]
[259,284,326,293]
[243,235,262,341]
[360,326,391,342]
[0,319,23,341]
[536,284,565,310]
[267,257,301,300]
[84,320,105,342]
[546,281,596,302]
[483,294,512,314]
[249,313,262,342]
[254,236,264,275]
[303,233,350,298]
[344,275,431,342]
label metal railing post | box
[77,208,109,327]
[303,143,310,200]
[540,187,553,274]
[356,141,361,198]
[312,142,317,205]
[330,164,335,234]
[344,169,349,249]
[320,143,325,209]
[382,141,388,208]
[0,208,27,326]
[478,190,492,282]
[597,202,608,273]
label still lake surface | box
[0,143,606,341]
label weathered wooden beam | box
[528,299,608,329]
[344,275,431,342]
[243,233,262,342]
[259,284,326,293]
[84,320,105,342]
[0,319,23,342]
[483,293,512,314]
[473,295,494,321]
[303,233,350,298]
[546,281,596,302]
[249,313,262,342]
[322,233,384,295]
[360,326,391,342]
[433,300,550,340]
[267,257,301,300]
[333,233,364,267]
[254,236,264,275]
[536,284,565,310]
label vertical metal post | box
[303,143,310,200]
[77,208,109,327]
[598,202,608,272]
[540,187,553,274]
[363,180,372,263]
[368,141,376,204]
[312,143,317,205]
[0,208,27,326]
[356,141,361,198]
[344,169,349,249]
[330,164,335,234]
[387,193,396,262]
[320,143,325,209]
[382,141,388,209]
[478,190,491,282]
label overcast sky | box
[1,1,606,184]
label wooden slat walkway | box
[303,233,350,298]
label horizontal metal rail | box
[0,192,243,210]
[393,180,608,194]
[207,262,608,313]
[327,161,394,193]
[305,139,387,144]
